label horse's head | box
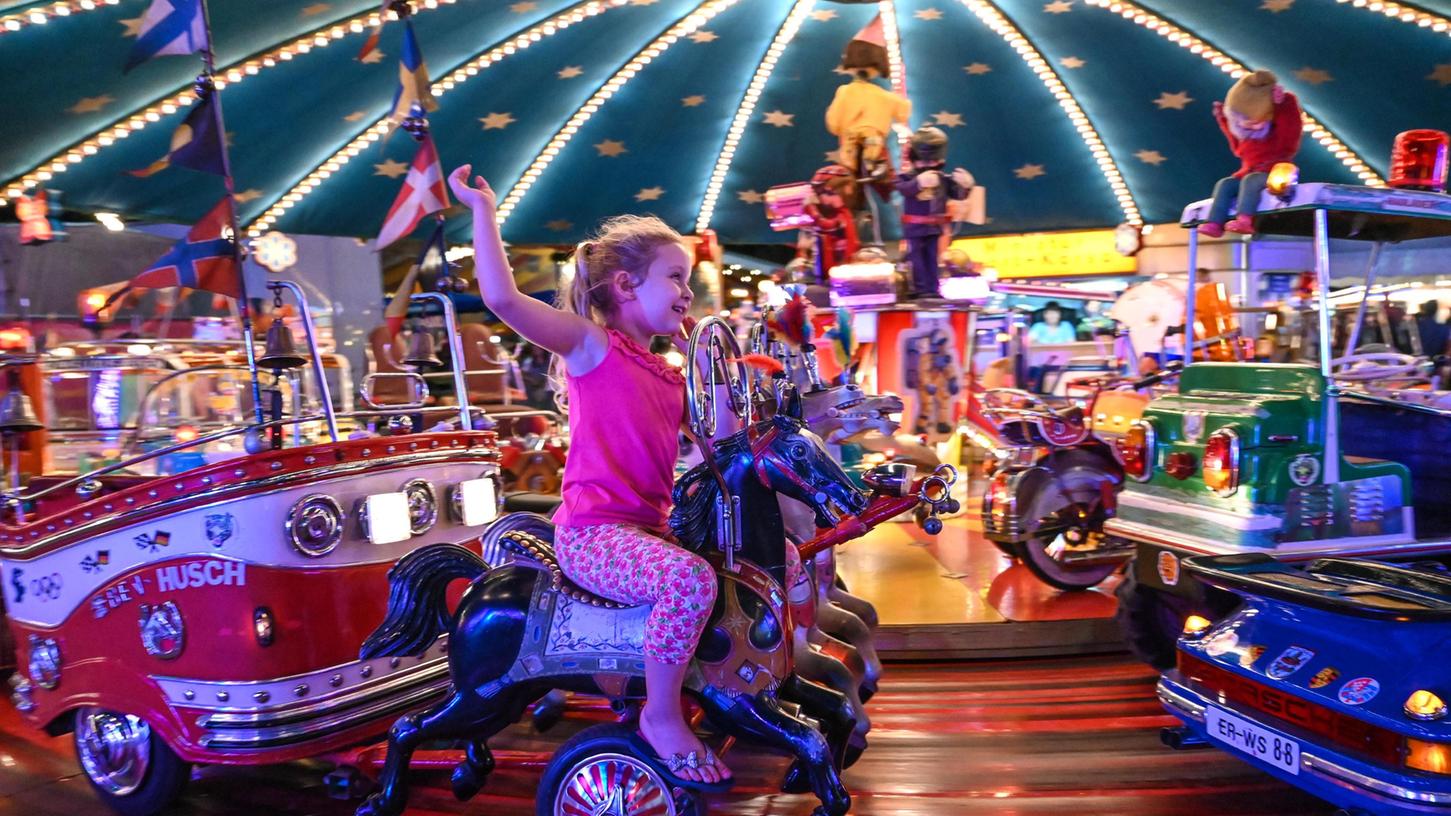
[748,410,869,529]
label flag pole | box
[197,0,265,426]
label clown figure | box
[825,15,911,201]
[895,126,974,298]
[804,165,861,279]
[1200,70,1303,237]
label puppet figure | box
[904,326,962,437]
[804,165,861,280]
[1200,70,1303,237]
[825,15,911,201]
[895,126,974,299]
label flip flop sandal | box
[626,733,733,793]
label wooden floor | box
[0,654,1332,816]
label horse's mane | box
[669,430,752,551]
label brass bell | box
[258,318,306,370]
[0,389,42,434]
[403,329,442,369]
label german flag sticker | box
[1309,667,1341,689]
[1240,645,1267,668]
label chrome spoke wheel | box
[75,707,152,796]
[553,752,679,816]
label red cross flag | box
[376,135,450,250]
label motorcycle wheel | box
[1016,491,1117,590]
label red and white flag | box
[376,135,449,249]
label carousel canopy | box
[2,0,1447,247]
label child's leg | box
[555,524,729,783]
[1200,176,1239,236]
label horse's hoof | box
[858,681,877,704]
[355,793,392,816]
[780,760,812,794]
[532,689,568,733]
[843,739,865,770]
[451,764,484,801]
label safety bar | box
[269,281,339,443]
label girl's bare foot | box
[638,703,732,784]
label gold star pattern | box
[69,94,115,115]
[1261,0,1294,11]
[933,111,965,128]
[300,3,330,16]
[233,189,264,204]
[360,48,385,65]
[344,110,367,122]
[1044,0,1072,12]
[1294,67,1333,85]
[594,139,627,157]
[374,158,409,178]
[1154,90,1193,110]
[557,65,584,79]
[809,8,837,21]
[689,30,718,43]
[738,189,765,204]
[546,219,573,231]
[510,1,537,11]
[1135,149,1167,165]
[915,7,943,20]
[762,109,794,127]
[1060,56,1085,69]
[480,112,516,130]
[681,94,706,107]
[635,186,665,202]
[1014,163,1046,180]
[118,15,144,36]
[964,63,992,75]
[1429,63,1451,86]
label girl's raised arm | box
[450,165,606,369]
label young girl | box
[448,165,730,784]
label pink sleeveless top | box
[554,329,685,531]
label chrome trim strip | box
[1115,491,1282,531]
[199,661,449,727]
[1156,677,1206,721]
[198,677,452,750]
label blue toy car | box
[1158,553,1451,815]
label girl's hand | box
[1272,84,1286,104]
[448,165,497,212]
[672,316,698,354]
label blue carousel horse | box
[354,396,870,816]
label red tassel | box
[733,354,785,374]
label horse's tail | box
[360,543,487,660]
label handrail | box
[407,292,474,430]
[124,363,257,454]
[269,281,339,443]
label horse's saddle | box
[499,531,638,610]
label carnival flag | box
[376,135,449,249]
[128,94,225,177]
[127,198,243,298]
[388,21,439,123]
[355,0,391,62]
[124,0,208,73]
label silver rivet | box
[148,490,158,498]
[271,461,283,470]
[217,691,230,702]
[45,524,54,531]
[362,449,371,457]
[329,674,343,688]
[430,440,439,448]
[183,689,195,700]
[233,468,245,477]
[174,483,185,491]
[29,531,37,538]
[125,497,136,504]
[294,684,309,697]
[201,476,212,485]
[409,442,418,450]
[388,657,400,669]
[82,511,92,519]
[387,445,396,453]
[103,504,113,511]
[254,691,270,703]
[304,456,316,465]
[360,665,373,679]
[63,518,73,525]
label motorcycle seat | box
[498,530,640,610]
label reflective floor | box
[0,653,1330,815]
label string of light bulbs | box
[955,0,1143,225]
[1337,0,1451,36]
[694,0,813,233]
[248,0,631,236]
[1082,0,1384,186]
[1,0,120,37]
[496,0,741,230]
[1,0,458,206]
[879,0,906,97]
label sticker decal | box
[10,567,22,603]
[1203,629,1239,657]
[1266,646,1315,680]
[1183,410,1207,443]
[79,550,111,574]
[134,530,172,553]
[1289,454,1321,487]
[1156,551,1181,587]
[1240,645,1266,668]
[1338,677,1381,706]
[205,513,236,548]
[1309,667,1341,689]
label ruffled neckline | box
[608,329,686,385]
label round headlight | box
[286,494,344,557]
[401,479,438,535]
[1407,689,1448,721]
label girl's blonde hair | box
[549,214,685,407]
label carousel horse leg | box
[357,689,493,816]
[790,641,870,750]
[701,688,851,816]
[779,675,858,794]
[814,602,882,698]
[809,629,870,694]
[816,550,879,630]
[451,739,495,801]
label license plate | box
[1206,705,1300,776]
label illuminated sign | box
[951,228,1137,279]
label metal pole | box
[1185,229,1199,365]
[1313,208,1339,484]
[414,292,472,430]
[270,281,339,442]
[1344,242,1382,357]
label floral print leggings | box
[555,524,718,664]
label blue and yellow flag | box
[389,22,438,123]
[128,94,225,177]
[124,0,208,73]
